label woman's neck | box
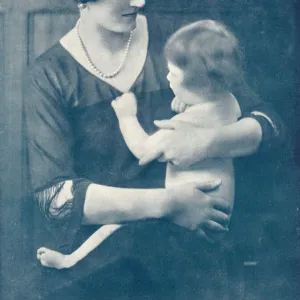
[60,14,148,93]
[78,18,133,54]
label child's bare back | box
[165,93,241,205]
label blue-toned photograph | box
[0,0,298,299]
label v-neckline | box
[59,15,149,94]
[57,43,146,95]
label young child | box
[37,20,242,269]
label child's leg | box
[37,224,122,269]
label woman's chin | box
[121,16,138,30]
[113,23,137,33]
[102,19,137,34]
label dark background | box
[0,0,299,299]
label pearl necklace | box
[76,19,134,79]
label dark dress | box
[22,17,284,300]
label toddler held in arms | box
[37,20,241,269]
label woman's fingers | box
[157,155,168,162]
[194,179,222,192]
[203,220,228,232]
[139,149,164,165]
[210,210,230,226]
[154,119,179,130]
[212,198,232,214]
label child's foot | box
[37,247,75,270]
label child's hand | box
[171,97,188,113]
[111,92,138,119]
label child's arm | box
[111,93,150,159]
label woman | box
[22,0,284,299]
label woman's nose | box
[130,0,145,8]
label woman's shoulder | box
[27,40,81,102]
[30,41,77,77]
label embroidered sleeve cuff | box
[243,111,280,153]
[250,111,280,137]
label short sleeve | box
[232,79,286,154]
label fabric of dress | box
[21,16,284,300]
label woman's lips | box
[122,12,137,17]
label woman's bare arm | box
[139,118,262,167]
[209,117,262,158]
[82,184,170,225]
[81,181,230,233]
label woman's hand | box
[139,120,217,168]
[167,181,231,242]
[111,92,138,119]
[140,117,263,167]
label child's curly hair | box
[164,20,244,93]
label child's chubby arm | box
[111,92,150,159]
[112,92,173,161]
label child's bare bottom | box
[37,224,122,269]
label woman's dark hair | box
[164,20,244,93]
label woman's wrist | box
[118,188,175,221]
[150,189,176,220]
[163,188,180,218]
